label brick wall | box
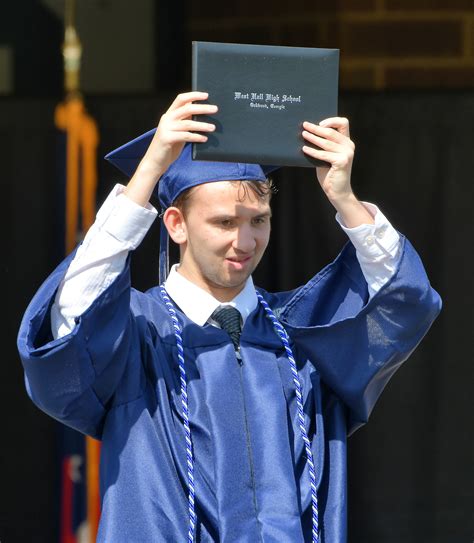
[187,0,474,89]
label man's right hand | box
[125,92,217,207]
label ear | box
[163,207,188,245]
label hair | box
[172,178,277,216]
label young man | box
[18,92,441,542]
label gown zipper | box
[236,347,263,541]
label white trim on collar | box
[164,264,258,326]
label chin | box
[213,269,252,290]
[220,275,249,289]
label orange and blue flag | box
[55,93,100,543]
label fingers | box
[302,119,354,167]
[162,129,209,144]
[168,102,218,123]
[167,92,218,122]
[158,94,217,145]
[169,91,211,110]
[302,142,353,169]
[172,119,216,133]
[302,145,334,165]
[303,117,353,144]
[176,131,210,143]
[302,130,341,154]
[319,117,350,137]
[302,118,355,165]
[165,129,211,143]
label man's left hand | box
[301,117,355,204]
[302,117,375,228]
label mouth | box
[225,255,253,269]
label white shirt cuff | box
[51,184,158,339]
[335,201,400,261]
[97,184,158,249]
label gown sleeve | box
[277,234,442,435]
[16,251,141,440]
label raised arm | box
[124,91,217,207]
[18,92,217,437]
[52,92,218,338]
[302,117,373,227]
[302,117,401,296]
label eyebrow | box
[210,211,273,220]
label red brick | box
[298,0,376,11]
[339,66,376,88]
[190,1,288,18]
[386,0,474,10]
[189,26,279,47]
[277,23,323,48]
[189,3,245,18]
[385,66,474,87]
[190,0,375,19]
[471,21,474,57]
[339,20,463,58]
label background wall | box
[187,0,474,90]
[1,1,473,542]
[2,1,474,97]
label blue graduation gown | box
[17,236,441,542]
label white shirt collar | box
[163,264,258,326]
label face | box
[168,181,272,301]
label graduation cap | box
[105,127,278,283]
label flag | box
[54,93,100,543]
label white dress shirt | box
[51,184,401,339]
[165,264,258,327]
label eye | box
[252,216,267,226]
[218,218,234,228]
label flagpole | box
[63,0,81,99]
[60,0,81,252]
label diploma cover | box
[191,41,339,168]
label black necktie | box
[211,306,242,352]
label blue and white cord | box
[161,285,319,542]
[160,286,196,543]
[256,291,319,543]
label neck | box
[176,265,246,302]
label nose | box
[232,223,256,253]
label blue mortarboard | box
[105,128,278,282]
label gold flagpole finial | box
[62,0,82,98]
